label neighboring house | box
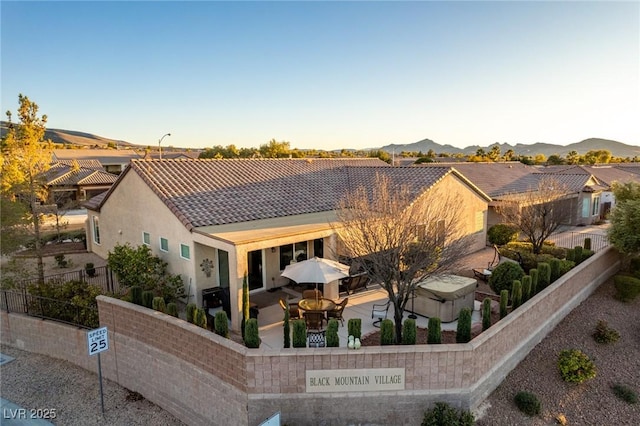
[52,149,144,175]
[44,162,118,208]
[84,158,490,331]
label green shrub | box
[487,224,518,246]
[292,319,307,348]
[214,310,229,338]
[456,308,472,343]
[583,237,591,251]
[27,280,102,328]
[549,258,561,282]
[499,290,509,319]
[566,248,575,262]
[152,296,166,313]
[186,303,197,323]
[521,275,532,302]
[166,302,178,317]
[511,281,522,310]
[326,319,339,347]
[537,262,551,290]
[558,349,596,383]
[611,384,638,404]
[194,308,207,329]
[130,286,143,306]
[348,318,362,339]
[558,259,575,277]
[592,320,620,344]
[244,318,260,348]
[142,290,154,309]
[514,391,541,416]
[283,308,290,348]
[421,402,475,426]
[427,317,441,344]
[629,256,640,276]
[482,298,492,331]
[529,268,539,295]
[402,318,417,345]
[574,246,584,264]
[380,319,395,345]
[614,274,640,302]
[488,261,525,294]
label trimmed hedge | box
[427,317,442,344]
[326,319,340,347]
[402,318,417,345]
[380,319,395,345]
[488,261,525,294]
[456,308,472,343]
[614,274,640,302]
[487,224,518,246]
[348,318,362,339]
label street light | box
[158,133,171,160]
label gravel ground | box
[475,278,640,425]
[1,278,638,425]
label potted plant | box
[85,262,96,277]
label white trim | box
[142,231,151,246]
[159,237,169,252]
[180,243,191,260]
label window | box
[142,232,150,246]
[581,199,590,218]
[475,211,484,233]
[592,196,600,216]
[160,237,169,252]
[180,244,190,260]
[92,216,100,245]
[279,244,294,270]
[294,241,308,262]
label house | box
[44,161,119,208]
[85,158,490,331]
[52,149,144,175]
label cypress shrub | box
[292,319,307,348]
[537,262,551,290]
[521,275,532,302]
[244,318,260,348]
[130,286,143,306]
[214,310,229,338]
[583,237,591,251]
[402,318,417,345]
[152,296,166,313]
[456,307,472,343]
[326,319,339,347]
[482,298,492,331]
[166,302,178,317]
[530,268,539,295]
[514,391,542,416]
[142,290,154,308]
[380,319,395,345]
[499,290,509,319]
[348,318,362,339]
[511,280,522,310]
[566,248,575,262]
[186,303,197,323]
[574,246,584,264]
[194,308,207,329]
[283,307,291,348]
[488,261,525,294]
[550,258,561,282]
[427,317,441,344]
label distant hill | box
[380,137,640,159]
[0,121,137,148]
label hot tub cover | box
[416,275,477,300]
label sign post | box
[87,326,109,415]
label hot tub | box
[412,275,477,322]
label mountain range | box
[2,121,638,158]
[380,138,640,158]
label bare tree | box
[496,176,573,254]
[334,174,475,343]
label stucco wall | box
[2,248,619,425]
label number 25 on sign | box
[87,326,109,356]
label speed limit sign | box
[87,326,109,356]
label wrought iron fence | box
[1,289,99,329]
[548,232,609,252]
[14,265,122,294]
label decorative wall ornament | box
[200,258,214,277]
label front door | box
[247,250,264,291]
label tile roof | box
[95,158,485,231]
[45,163,118,186]
[52,149,143,164]
[54,159,104,170]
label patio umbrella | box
[281,257,350,285]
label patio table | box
[298,298,336,312]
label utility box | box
[413,275,477,322]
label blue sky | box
[2,1,638,151]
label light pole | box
[158,133,171,160]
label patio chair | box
[304,310,326,331]
[371,301,390,327]
[278,298,300,320]
[302,289,322,300]
[473,245,500,281]
[326,297,348,327]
